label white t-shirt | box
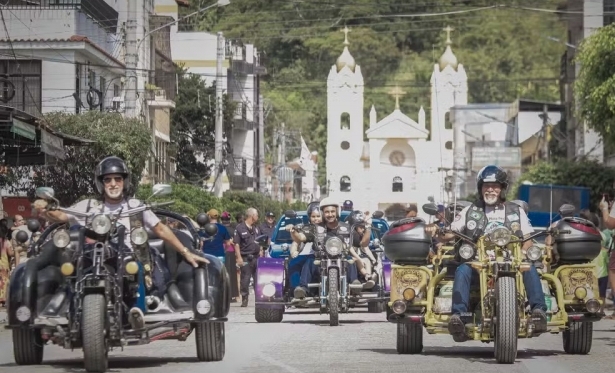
[451,204,534,236]
[67,199,161,249]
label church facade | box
[325,26,468,216]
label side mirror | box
[372,210,384,219]
[26,219,41,233]
[203,222,218,236]
[559,204,576,217]
[35,186,55,200]
[422,203,439,216]
[195,213,210,227]
[256,234,269,247]
[15,230,29,244]
[152,183,172,197]
[284,210,297,219]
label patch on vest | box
[469,211,482,220]
[485,221,504,233]
[454,214,462,222]
[466,220,477,230]
[339,226,347,232]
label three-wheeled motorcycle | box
[6,184,231,372]
[254,209,391,326]
[384,202,603,364]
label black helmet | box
[346,210,366,227]
[342,200,353,211]
[94,156,131,195]
[476,165,508,201]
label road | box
[1,302,614,373]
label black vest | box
[462,201,522,240]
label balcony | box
[229,174,254,190]
[146,87,175,109]
[232,102,255,131]
[227,44,267,76]
[4,0,119,32]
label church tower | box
[326,26,364,197]
[430,26,468,170]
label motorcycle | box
[383,202,603,364]
[6,184,231,372]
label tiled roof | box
[0,35,125,68]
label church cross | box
[341,25,351,46]
[443,25,454,44]
[388,85,406,110]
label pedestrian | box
[259,211,276,244]
[200,209,232,264]
[234,208,262,307]
[221,211,239,302]
[0,219,15,307]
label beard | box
[483,193,499,205]
[105,188,122,200]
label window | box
[341,141,350,150]
[605,0,615,26]
[99,76,106,111]
[0,59,41,117]
[340,176,351,192]
[392,176,403,192]
[341,112,350,129]
[75,63,81,114]
[445,141,453,150]
[444,112,452,130]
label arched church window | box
[341,141,350,150]
[341,113,350,130]
[340,176,351,192]
[444,112,452,130]
[392,176,403,192]
[445,141,453,150]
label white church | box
[325,26,468,215]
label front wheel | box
[562,322,593,354]
[13,328,44,365]
[396,323,423,354]
[82,293,108,373]
[328,268,339,326]
[494,276,518,364]
[195,322,225,361]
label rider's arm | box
[290,229,307,243]
[519,209,536,254]
[289,241,300,257]
[359,226,371,248]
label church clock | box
[389,151,405,166]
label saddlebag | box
[382,218,431,265]
[554,218,602,264]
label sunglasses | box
[103,176,124,184]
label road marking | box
[258,353,305,373]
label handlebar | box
[435,226,571,245]
[58,200,175,219]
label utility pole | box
[258,92,266,194]
[124,0,137,118]
[213,31,225,197]
[542,104,550,163]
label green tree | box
[574,24,615,145]
[8,111,151,206]
[510,160,615,211]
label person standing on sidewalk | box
[234,208,262,307]
[221,212,239,302]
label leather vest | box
[462,202,522,240]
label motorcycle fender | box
[7,263,27,325]
[256,257,285,300]
[83,284,107,295]
[200,254,230,318]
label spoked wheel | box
[328,268,339,326]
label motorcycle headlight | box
[459,244,475,260]
[130,227,148,246]
[325,237,344,256]
[53,229,70,248]
[91,214,111,235]
[526,245,543,261]
[489,227,512,247]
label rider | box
[342,200,354,212]
[289,204,323,299]
[346,210,377,289]
[290,197,362,295]
[426,165,548,338]
[34,156,209,326]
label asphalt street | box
[1,302,615,373]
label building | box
[0,0,124,116]
[154,0,266,191]
[325,26,467,218]
[560,0,614,162]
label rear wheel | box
[13,328,44,365]
[195,322,225,361]
[396,323,423,354]
[562,321,593,354]
[255,307,284,323]
[328,268,339,326]
[493,277,518,364]
[82,293,108,373]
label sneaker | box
[129,307,145,330]
[531,308,547,333]
[241,297,248,307]
[294,287,307,299]
[363,279,376,290]
[448,314,465,336]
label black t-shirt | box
[233,222,261,256]
[351,231,362,248]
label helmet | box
[510,200,529,214]
[342,200,353,211]
[94,156,131,195]
[346,210,366,227]
[476,165,508,201]
[319,197,339,217]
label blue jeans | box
[299,256,320,290]
[451,263,547,315]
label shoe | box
[129,307,145,330]
[241,297,248,307]
[531,308,547,333]
[294,287,307,299]
[363,279,375,290]
[448,314,465,336]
